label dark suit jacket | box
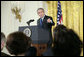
[37,15,55,33]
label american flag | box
[57,1,63,25]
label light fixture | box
[10,1,25,22]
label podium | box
[19,26,50,56]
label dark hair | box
[53,25,67,41]
[54,24,67,31]
[37,8,44,12]
[53,25,83,56]
[6,31,31,55]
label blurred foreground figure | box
[1,32,10,56]
[53,25,83,56]
[42,25,83,56]
[6,31,37,56]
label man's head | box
[6,31,31,56]
[53,25,82,56]
[37,8,45,18]
[1,32,6,51]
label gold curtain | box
[47,1,83,56]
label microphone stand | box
[27,19,34,26]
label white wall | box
[1,1,48,55]
[1,1,48,37]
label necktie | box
[40,18,43,27]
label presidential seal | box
[23,28,31,37]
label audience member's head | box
[53,24,67,41]
[53,25,83,56]
[6,31,31,56]
[1,32,6,51]
[54,24,67,31]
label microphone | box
[27,19,34,26]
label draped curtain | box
[46,1,83,56]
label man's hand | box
[47,18,52,23]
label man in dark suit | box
[37,8,55,48]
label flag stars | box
[57,1,63,25]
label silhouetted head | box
[53,25,83,56]
[6,31,31,56]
